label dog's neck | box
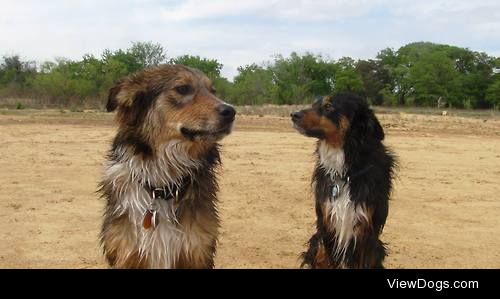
[317,141,346,178]
[111,140,203,188]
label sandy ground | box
[0,110,499,268]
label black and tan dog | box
[99,64,235,268]
[291,94,396,268]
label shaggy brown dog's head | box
[107,64,235,157]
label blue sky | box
[1,0,499,79]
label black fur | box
[107,84,162,158]
[111,131,153,157]
[106,81,121,112]
[98,64,231,268]
[299,94,397,269]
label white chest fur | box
[317,141,369,260]
[318,141,346,177]
[103,141,215,268]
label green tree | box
[128,41,167,68]
[0,55,36,86]
[333,57,364,95]
[102,49,142,74]
[334,68,364,94]
[355,59,390,105]
[377,48,398,67]
[408,51,458,106]
[171,55,223,79]
[375,42,497,108]
[30,58,95,105]
[486,76,500,108]
[376,47,409,105]
[211,77,233,102]
[2,40,499,109]
[271,52,336,104]
[231,64,278,105]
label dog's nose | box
[218,104,236,121]
[291,111,303,121]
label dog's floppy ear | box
[366,109,384,141]
[350,107,384,143]
[106,80,122,112]
[106,78,144,112]
[106,75,162,126]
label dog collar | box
[142,178,191,230]
[330,164,374,199]
[144,178,190,202]
[149,186,179,201]
[336,164,374,182]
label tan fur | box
[115,67,223,152]
[100,64,233,269]
[174,208,219,268]
[313,243,331,269]
[102,214,150,268]
[295,96,350,148]
[354,206,374,235]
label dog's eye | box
[324,103,333,111]
[210,87,217,95]
[175,85,192,95]
[312,98,322,109]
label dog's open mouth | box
[180,124,233,140]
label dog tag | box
[143,209,159,229]
[332,184,340,199]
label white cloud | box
[159,0,271,21]
[0,0,499,79]
[158,0,393,22]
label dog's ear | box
[107,76,163,126]
[366,109,384,141]
[350,107,384,143]
[106,78,145,112]
[106,80,122,112]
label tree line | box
[1,41,499,109]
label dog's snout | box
[291,111,303,122]
[218,104,236,121]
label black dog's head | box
[291,93,384,148]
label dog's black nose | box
[291,111,303,121]
[218,104,236,121]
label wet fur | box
[99,64,233,268]
[292,94,396,269]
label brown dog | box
[99,64,235,268]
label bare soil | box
[0,109,499,268]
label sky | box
[1,0,499,79]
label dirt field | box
[0,109,499,268]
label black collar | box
[338,164,374,182]
[143,178,190,202]
[330,164,374,199]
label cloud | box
[160,1,271,21]
[159,0,391,22]
[0,0,498,79]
